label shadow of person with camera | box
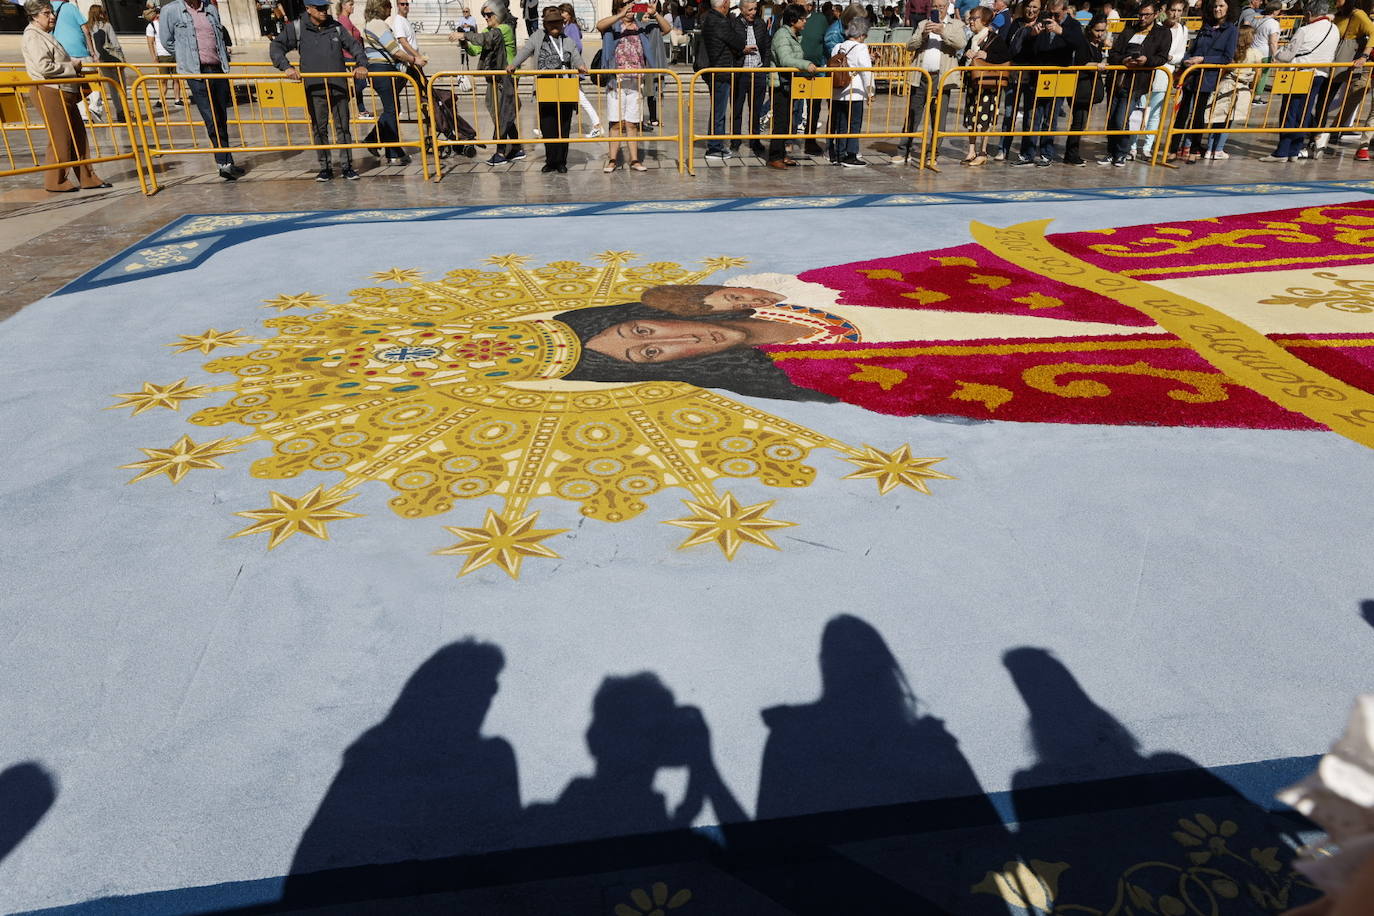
[522,671,747,845]
[281,638,520,907]
[0,761,56,868]
[998,646,1318,914]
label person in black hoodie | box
[1063,13,1108,164]
[1011,0,1088,164]
[702,0,745,158]
[1103,0,1170,165]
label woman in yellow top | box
[20,0,110,192]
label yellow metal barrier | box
[426,68,685,178]
[1158,60,1374,165]
[929,64,1173,169]
[129,69,430,193]
[0,74,147,193]
[687,65,934,175]
[868,43,914,90]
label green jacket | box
[771,25,810,71]
[799,13,827,65]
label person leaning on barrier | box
[20,0,110,192]
[729,0,772,157]
[1061,14,1109,164]
[767,2,818,167]
[1258,0,1340,161]
[453,0,524,165]
[162,0,245,181]
[828,15,875,165]
[270,0,370,180]
[1103,0,1169,164]
[507,7,588,173]
[901,0,968,162]
[701,0,744,159]
[958,6,1008,165]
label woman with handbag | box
[1167,0,1238,162]
[21,0,110,192]
[960,6,1009,165]
[362,0,415,166]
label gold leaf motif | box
[950,381,1013,412]
[900,287,950,304]
[858,268,906,280]
[1257,271,1374,313]
[849,364,908,391]
[971,860,1068,912]
[1022,362,1234,404]
[931,256,979,267]
[968,273,1012,290]
[1012,292,1064,310]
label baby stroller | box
[412,65,479,159]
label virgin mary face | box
[584,318,751,363]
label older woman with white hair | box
[20,0,110,192]
[828,15,874,166]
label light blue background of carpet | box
[1,192,1371,912]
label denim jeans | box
[187,66,233,166]
[1273,76,1327,159]
[830,98,864,158]
[1021,97,1061,160]
[708,74,730,152]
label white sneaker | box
[586,124,603,138]
[532,128,542,139]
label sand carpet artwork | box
[3,187,1374,914]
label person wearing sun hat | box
[507,6,588,173]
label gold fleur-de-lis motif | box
[1258,271,1374,314]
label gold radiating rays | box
[113,253,952,578]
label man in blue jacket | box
[162,0,243,180]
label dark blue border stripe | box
[14,752,1320,916]
[49,181,1372,297]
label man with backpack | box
[701,0,744,159]
[270,0,370,181]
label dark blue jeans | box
[1273,76,1327,158]
[1021,97,1062,160]
[364,64,404,158]
[829,98,864,159]
[730,70,769,147]
[709,74,730,152]
[187,65,233,166]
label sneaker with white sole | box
[586,125,603,138]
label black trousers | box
[307,81,353,166]
[767,81,793,162]
[1063,97,1093,159]
[731,70,769,148]
[187,64,234,166]
[538,101,575,167]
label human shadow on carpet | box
[1001,647,1319,914]
[0,761,56,867]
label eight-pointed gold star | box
[370,268,424,284]
[121,435,241,484]
[843,445,955,495]
[263,292,329,311]
[664,493,794,560]
[485,254,531,269]
[700,256,750,271]
[231,486,363,550]
[108,378,212,415]
[435,509,568,579]
[168,328,254,354]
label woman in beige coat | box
[21,0,109,192]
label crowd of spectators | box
[14,0,1374,187]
